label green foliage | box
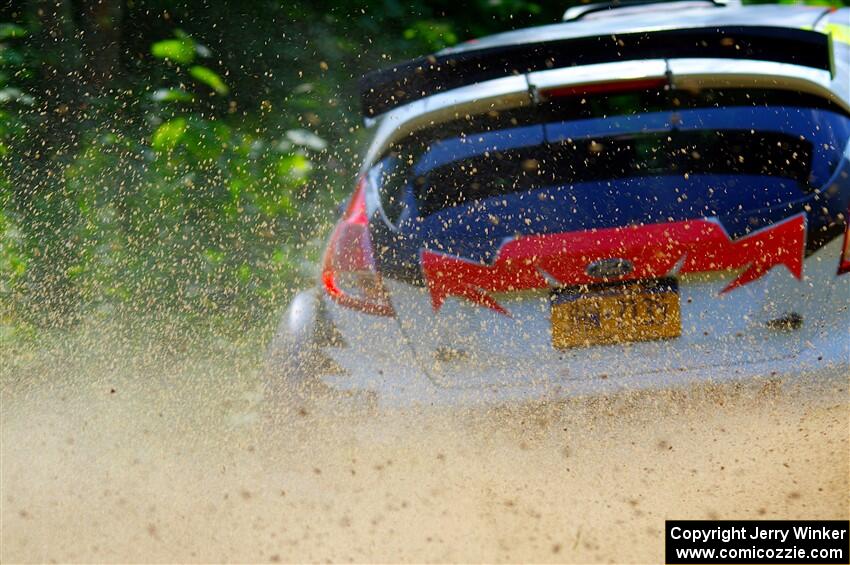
[151,88,194,103]
[0,23,26,40]
[151,117,189,150]
[188,65,229,95]
[403,21,459,51]
[151,31,197,64]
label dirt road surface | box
[2,327,848,563]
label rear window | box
[371,89,849,220]
[418,130,812,218]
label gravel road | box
[2,327,847,563]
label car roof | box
[438,4,829,56]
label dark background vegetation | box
[0,0,845,342]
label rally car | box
[267,0,850,406]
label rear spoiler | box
[359,26,832,118]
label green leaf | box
[151,118,188,151]
[402,21,458,50]
[0,47,25,67]
[151,38,195,64]
[0,24,27,40]
[151,88,195,103]
[189,66,229,95]
[0,88,34,106]
[276,154,311,183]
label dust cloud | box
[2,323,848,563]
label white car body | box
[269,2,850,407]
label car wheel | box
[264,289,338,408]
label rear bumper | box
[318,306,847,408]
[307,238,849,408]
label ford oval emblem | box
[585,258,634,280]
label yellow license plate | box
[551,278,681,349]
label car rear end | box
[283,5,850,406]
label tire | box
[264,289,380,424]
[263,289,340,413]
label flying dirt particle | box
[109,388,116,394]
[18,509,30,519]
[313,467,322,475]
[240,490,252,500]
[787,491,802,500]
[552,543,562,554]
[436,453,446,461]
[269,554,281,563]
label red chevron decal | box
[422,214,806,314]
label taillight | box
[839,210,850,275]
[321,178,395,316]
